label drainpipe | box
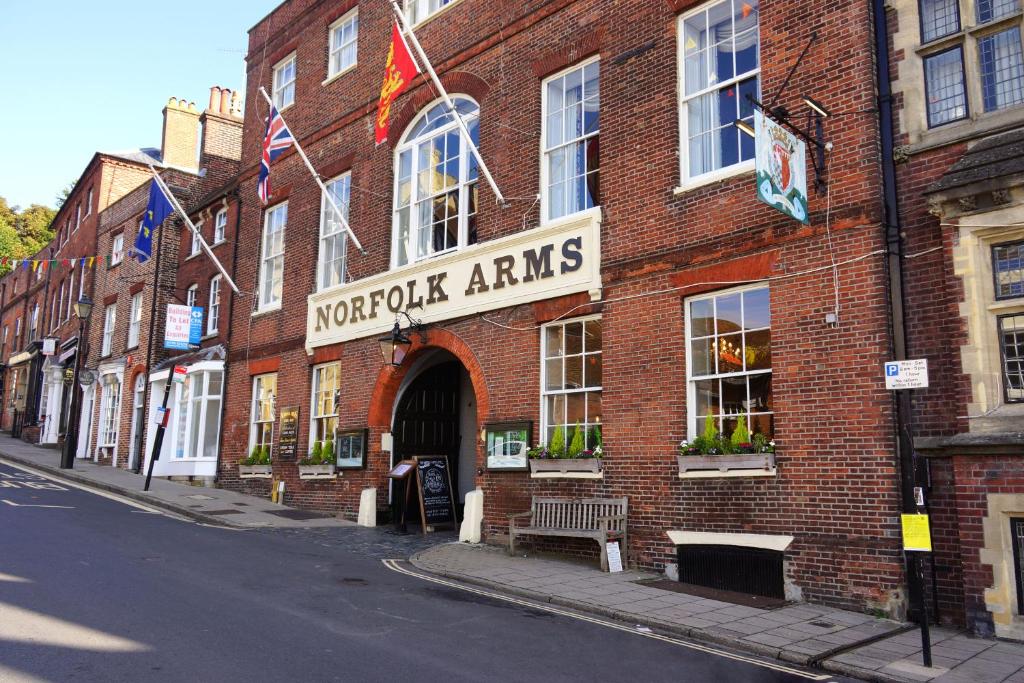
[872,0,930,625]
[212,186,243,482]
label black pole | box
[59,319,86,469]
[143,371,174,491]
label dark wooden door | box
[393,361,461,503]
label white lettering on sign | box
[884,359,929,390]
[165,305,193,349]
[306,210,602,349]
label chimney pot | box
[220,88,232,115]
[231,90,242,117]
[208,86,221,112]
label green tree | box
[55,182,76,209]
[15,204,56,252]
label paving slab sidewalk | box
[411,542,1024,682]
[0,435,351,529]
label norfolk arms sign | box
[306,210,602,350]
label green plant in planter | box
[549,425,566,459]
[322,438,335,465]
[730,415,753,452]
[260,445,271,464]
[300,441,323,466]
[568,422,585,459]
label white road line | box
[381,559,833,681]
[0,459,183,519]
[2,500,74,509]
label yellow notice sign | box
[901,514,932,552]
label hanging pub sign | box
[278,407,300,460]
[755,110,809,224]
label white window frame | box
[111,233,125,266]
[75,203,82,231]
[98,375,122,448]
[258,202,287,311]
[128,373,146,468]
[250,373,277,455]
[310,363,340,451]
[213,209,227,244]
[101,304,116,357]
[171,368,223,460]
[66,271,75,322]
[391,96,480,268]
[677,0,761,188]
[207,276,221,335]
[405,0,458,25]
[539,315,603,449]
[128,292,142,349]
[186,284,198,308]
[29,304,38,341]
[684,283,773,440]
[272,53,296,110]
[190,221,203,258]
[540,57,601,224]
[86,187,93,215]
[318,173,351,291]
[327,10,359,80]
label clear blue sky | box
[0,1,281,210]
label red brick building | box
[885,0,1024,637]
[217,0,909,616]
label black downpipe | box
[872,0,930,624]
[212,187,243,482]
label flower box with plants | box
[677,415,776,476]
[528,424,603,476]
[298,439,337,480]
[239,445,273,478]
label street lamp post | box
[59,296,93,469]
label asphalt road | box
[0,461,849,683]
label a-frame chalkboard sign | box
[413,455,457,534]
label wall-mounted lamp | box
[378,308,427,368]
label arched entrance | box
[391,351,479,518]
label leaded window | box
[920,0,961,42]
[995,241,1024,299]
[925,47,969,126]
[1000,314,1024,402]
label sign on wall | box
[306,212,602,349]
[165,305,204,351]
[884,359,929,390]
[278,407,300,460]
[755,111,809,224]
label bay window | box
[686,285,773,439]
[679,0,760,182]
[392,97,479,267]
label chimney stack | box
[199,86,244,169]
[161,97,200,171]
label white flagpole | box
[257,87,367,256]
[389,1,507,207]
[147,165,241,294]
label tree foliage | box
[0,195,57,276]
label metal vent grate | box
[1012,518,1024,614]
[677,544,785,600]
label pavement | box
[411,543,1024,683]
[0,435,350,529]
[3,434,1023,682]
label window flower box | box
[677,453,775,474]
[529,458,602,475]
[238,464,273,479]
[298,463,336,480]
[677,417,776,478]
[527,431,604,478]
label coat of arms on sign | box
[755,110,809,224]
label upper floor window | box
[2,327,7,357]
[111,233,125,266]
[273,54,296,110]
[208,276,221,334]
[319,174,351,290]
[190,221,203,257]
[392,97,479,268]
[259,203,287,310]
[101,304,116,357]
[128,292,143,349]
[679,0,760,183]
[86,187,93,215]
[686,285,773,439]
[186,284,198,308]
[328,10,358,78]
[921,0,1024,127]
[29,304,38,341]
[75,203,82,230]
[66,272,74,322]
[214,209,227,244]
[994,240,1024,299]
[543,59,600,222]
[1000,314,1024,402]
[406,0,456,24]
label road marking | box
[381,559,832,681]
[2,499,74,509]
[0,459,183,519]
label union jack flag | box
[257,105,295,205]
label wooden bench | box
[508,497,628,572]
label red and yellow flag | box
[375,21,420,146]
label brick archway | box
[367,328,489,429]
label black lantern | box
[378,321,412,367]
[74,295,94,321]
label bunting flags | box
[1,252,115,275]
[375,21,420,145]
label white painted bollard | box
[460,487,483,543]
[358,487,377,527]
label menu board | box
[278,407,300,459]
[414,456,456,532]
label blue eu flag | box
[133,179,174,263]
